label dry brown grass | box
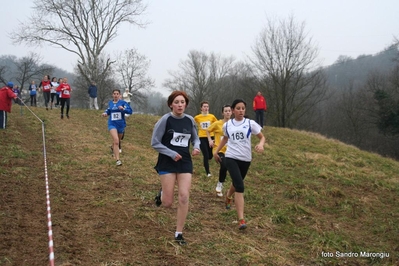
[1,106,398,265]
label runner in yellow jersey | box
[194,101,217,177]
[206,105,232,196]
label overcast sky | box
[1,0,398,94]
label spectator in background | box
[88,81,99,110]
[0,82,17,129]
[29,80,37,107]
[122,88,132,106]
[253,91,267,127]
[122,88,132,117]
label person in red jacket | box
[0,82,17,129]
[253,91,267,127]
[56,77,72,119]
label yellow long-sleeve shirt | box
[194,113,218,137]
[207,119,227,154]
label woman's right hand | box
[213,153,221,164]
[174,153,182,161]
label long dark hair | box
[231,99,246,109]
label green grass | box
[0,107,398,265]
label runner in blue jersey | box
[102,89,133,166]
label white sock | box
[175,231,182,238]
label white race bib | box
[63,90,70,95]
[228,129,246,144]
[200,121,211,129]
[170,132,191,147]
[111,112,122,121]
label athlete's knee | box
[233,182,244,193]
[178,193,189,206]
[162,199,173,208]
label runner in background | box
[194,101,217,177]
[57,77,72,119]
[102,89,132,166]
[39,75,51,110]
[206,104,232,197]
[50,77,59,109]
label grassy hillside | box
[1,106,398,266]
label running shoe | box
[239,219,247,230]
[66,114,70,119]
[225,195,233,210]
[116,160,122,166]
[155,189,162,207]
[175,233,187,246]
[119,149,122,153]
[215,182,223,193]
[207,173,212,177]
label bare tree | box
[250,15,328,128]
[13,53,53,98]
[0,54,53,103]
[0,55,21,86]
[114,48,154,107]
[164,50,235,114]
[12,0,147,92]
[72,54,116,109]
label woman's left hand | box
[255,144,264,153]
[192,148,200,156]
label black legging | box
[56,93,60,106]
[199,137,213,174]
[43,91,50,108]
[60,98,70,115]
[218,152,228,183]
[30,95,37,106]
[50,93,57,104]
[225,158,250,193]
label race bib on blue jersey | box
[111,112,122,121]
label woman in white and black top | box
[50,77,59,109]
[213,99,265,230]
